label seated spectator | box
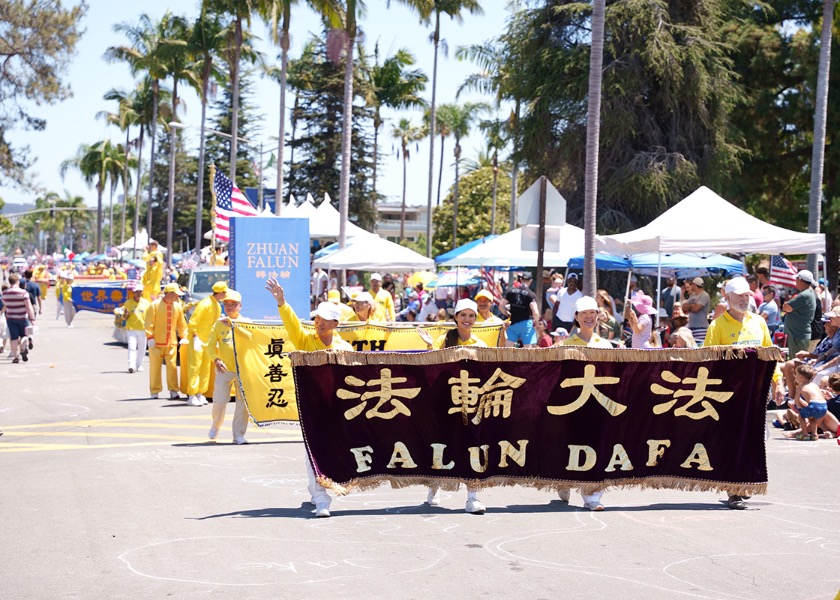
[758,285,781,332]
[780,310,840,395]
[551,327,569,346]
[668,327,697,348]
[789,364,828,441]
[536,319,552,348]
[597,306,621,342]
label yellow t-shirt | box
[703,310,781,382]
[563,332,613,348]
[207,316,252,371]
[188,295,222,341]
[122,297,151,331]
[433,332,488,350]
[278,303,354,351]
[372,288,395,322]
[476,312,504,324]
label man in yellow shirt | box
[369,272,395,322]
[144,282,188,400]
[344,291,382,323]
[265,275,353,517]
[121,281,151,373]
[207,289,252,444]
[703,276,783,510]
[186,281,228,406]
[327,288,355,321]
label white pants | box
[63,299,76,326]
[55,297,64,319]
[305,455,331,508]
[814,364,840,387]
[126,330,146,371]
[210,369,248,441]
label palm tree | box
[362,44,427,198]
[189,10,226,251]
[60,140,117,254]
[161,15,198,266]
[477,118,507,234]
[103,143,131,249]
[333,0,364,251]
[807,0,836,273]
[392,118,426,240]
[448,101,486,248]
[97,88,136,246]
[425,103,455,208]
[259,1,339,214]
[106,13,181,240]
[583,0,606,298]
[393,0,484,257]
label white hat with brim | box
[352,291,374,305]
[574,296,599,313]
[797,270,815,285]
[314,301,341,321]
[454,299,478,314]
[163,283,183,295]
[724,276,750,295]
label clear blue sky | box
[2,1,511,212]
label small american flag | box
[213,169,259,243]
[181,253,198,270]
[769,255,798,288]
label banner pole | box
[209,163,217,261]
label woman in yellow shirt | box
[419,299,488,514]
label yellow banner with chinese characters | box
[232,320,504,425]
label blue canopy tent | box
[434,235,498,265]
[566,252,744,278]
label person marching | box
[141,240,164,301]
[265,275,353,518]
[703,276,783,510]
[61,271,76,328]
[560,295,613,511]
[207,289,252,444]
[418,299,489,514]
[475,289,507,346]
[144,282,188,400]
[186,281,228,406]
[2,273,35,364]
[121,281,150,373]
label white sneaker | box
[465,498,486,514]
[170,390,181,400]
[233,437,248,445]
[186,395,201,406]
[425,488,441,506]
[208,426,219,440]
[584,501,605,512]
[198,394,208,405]
[137,366,144,372]
[150,393,159,399]
[558,489,571,503]
[313,504,331,518]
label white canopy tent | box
[118,228,166,252]
[596,186,826,256]
[277,192,372,238]
[438,223,585,267]
[313,235,434,271]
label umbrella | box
[406,270,437,288]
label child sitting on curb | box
[791,364,828,441]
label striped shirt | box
[2,286,32,320]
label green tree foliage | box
[0,198,13,236]
[431,164,511,256]
[287,34,378,231]
[504,0,745,232]
[0,0,87,187]
[151,127,200,249]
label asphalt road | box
[2,295,839,600]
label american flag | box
[180,253,198,270]
[213,169,259,242]
[769,255,799,287]
[480,267,504,303]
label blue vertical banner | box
[230,216,310,321]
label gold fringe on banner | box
[289,345,784,368]
[311,474,766,497]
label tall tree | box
[447,101,487,248]
[106,13,183,240]
[97,88,137,245]
[391,118,426,240]
[0,0,86,187]
[583,0,606,297]
[425,102,455,207]
[189,9,227,252]
[362,44,427,198]
[393,0,484,257]
[806,0,836,273]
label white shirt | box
[556,288,583,322]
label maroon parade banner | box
[290,346,782,497]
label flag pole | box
[209,163,217,261]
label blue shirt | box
[758,300,780,328]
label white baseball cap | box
[369,272,382,281]
[724,276,750,295]
[314,301,341,322]
[574,296,599,312]
[454,299,478,314]
[797,270,815,285]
